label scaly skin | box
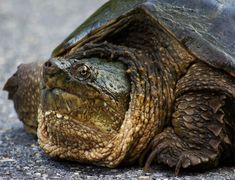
[4,62,43,134]
[4,11,235,174]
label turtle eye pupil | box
[80,66,88,75]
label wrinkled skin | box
[4,1,235,176]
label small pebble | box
[139,176,149,180]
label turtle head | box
[38,57,130,162]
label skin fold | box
[4,6,235,175]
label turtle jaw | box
[37,87,126,163]
[39,108,114,151]
[40,86,125,137]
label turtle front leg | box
[145,92,230,175]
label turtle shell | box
[52,0,235,76]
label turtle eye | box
[71,64,91,81]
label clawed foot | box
[144,128,215,175]
[174,151,213,175]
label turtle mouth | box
[41,87,125,139]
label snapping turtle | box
[3,0,235,175]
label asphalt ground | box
[0,1,235,179]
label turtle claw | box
[144,147,158,172]
[144,128,183,171]
[175,150,215,175]
[175,152,202,176]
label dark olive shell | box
[52,0,235,76]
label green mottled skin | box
[4,0,235,175]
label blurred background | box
[0,0,107,130]
[0,0,234,179]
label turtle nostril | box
[44,61,52,68]
[43,59,59,75]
